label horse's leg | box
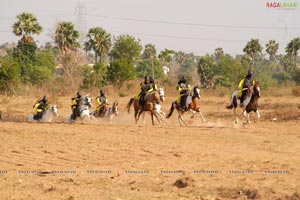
[233,108,238,124]
[134,110,139,124]
[243,110,250,124]
[254,110,260,123]
[189,109,196,118]
[177,111,188,126]
[153,111,161,125]
[137,110,143,124]
[197,109,206,122]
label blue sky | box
[1,0,299,55]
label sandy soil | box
[0,94,300,200]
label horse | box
[28,105,58,123]
[69,94,94,122]
[126,91,161,125]
[166,85,206,126]
[226,82,261,124]
[140,88,166,123]
[155,88,166,119]
[91,102,119,123]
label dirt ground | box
[0,93,300,200]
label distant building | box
[163,66,170,75]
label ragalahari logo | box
[266,1,298,9]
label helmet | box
[43,95,48,101]
[42,95,48,103]
[77,91,82,98]
[247,70,253,77]
[149,76,154,83]
[181,76,187,83]
[144,76,150,81]
[100,89,105,96]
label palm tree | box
[84,27,111,63]
[285,37,300,69]
[266,40,279,68]
[174,51,187,65]
[142,43,157,59]
[243,39,263,68]
[54,22,80,55]
[12,12,42,43]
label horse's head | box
[51,105,58,117]
[158,88,165,102]
[112,102,119,116]
[253,82,261,98]
[152,91,161,104]
[84,94,92,108]
[193,85,201,99]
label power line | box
[87,13,300,30]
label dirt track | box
[0,95,300,199]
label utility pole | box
[75,2,87,48]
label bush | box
[291,87,300,97]
[119,91,127,97]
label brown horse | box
[126,91,161,125]
[166,85,205,126]
[226,82,261,124]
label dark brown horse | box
[226,82,261,124]
[166,85,205,126]
[126,91,161,125]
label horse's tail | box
[126,98,135,113]
[166,101,175,118]
[226,96,237,109]
[226,104,233,109]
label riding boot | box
[37,112,43,120]
[139,94,145,106]
[180,96,186,111]
[240,90,247,107]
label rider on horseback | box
[96,89,109,115]
[177,76,191,111]
[33,95,49,120]
[136,76,153,106]
[71,91,82,120]
[238,70,255,107]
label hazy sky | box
[1,0,300,55]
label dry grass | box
[0,88,300,199]
[291,87,300,97]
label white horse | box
[28,105,58,123]
[91,102,119,124]
[68,94,94,122]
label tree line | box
[0,12,299,95]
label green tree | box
[80,65,94,90]
[12,41,37,83]
[158,48,174,66]
[266,40,279,67]
[84,27,111,63]
[214,47,224,63]
[54,22,80,55]
[216,54,244,87]
[174,51,187,65]
[12,12,42,43]
[0,54,21,94]
[142,43,156,59]
[110,34,142,62]
[285,37,300,69]
[140,43,159,78]
[243,39,263,67]
[197,55,216,88]
[107,59,135,89]
[29,50,56,85]
[136,58,164,79]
